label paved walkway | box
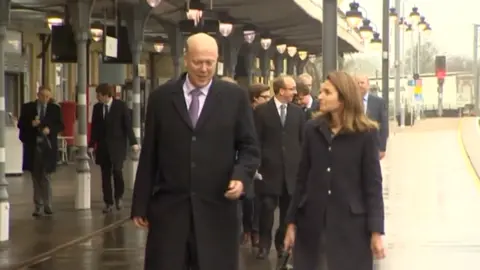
[18,118,480,269]
[0,165,132,269]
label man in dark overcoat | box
[88,83,138,213]
[130,33,260,270]
[254,75,306,259]
[18,86,64,216]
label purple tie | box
[188,89,202,127]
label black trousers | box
[258,182,291,251]
[100,156,124,206]
[241,196,260,233]
[184,211,200,270]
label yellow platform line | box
[457,117,480,189]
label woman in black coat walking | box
[283,71,386,270]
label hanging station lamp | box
[345,2,363,28]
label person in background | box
[297,73,319,111]
[295,80,316,120]
[284,71,385,270]
[242,83,271,247]
[356,75,389,159]
[254,75,305,260]
[88,83,139,213]
[18,86,64,217]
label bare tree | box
[404,41,438,74]
[446,56,472,72]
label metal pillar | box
[0,0,11,242]
[245,47,255,83]
[149,52,157,89]
[124,1,151,188]
[165,25,183,79]
[394,0,403,126]
[473,25,479,115]
[226,33,243,78]
[381,0,390,109]
[322,0,338,80]
[274,53,284,77]
[259,49,269,83]
[437,82,443,117]
[286,57,295,75]
[68,0,94,209]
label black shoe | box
[115,199,123,210]
[103,205,113,213]
[276,247,285,258]
[256,248,269,260]
[32,208,42,217]
[44,207,53,215]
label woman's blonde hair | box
[317,71,378,132]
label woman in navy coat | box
[283,71,386,270]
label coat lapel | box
[366,96,373,118]
[171,82,193,129]
[267,99,283,128]
[195,79,220,131]
[284,103,296,128]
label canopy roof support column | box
[322,0,338,79]
[124,1,151,188]
[0,0,11,242]
[68,0,95,210]
[165,25,183,79]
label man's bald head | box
[185,33,218,56]
[355,74,370,97]
[184,33,219,88]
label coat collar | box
[171,73,220,130]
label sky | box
[339,0,480,58]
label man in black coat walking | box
[88,83,138,213]
[131,33,260,270]
[254,75,306,259]
[18,86,64,216]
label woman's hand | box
[284,224,296,253]
[371,232,386,259]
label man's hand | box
[32,119,40,127]
[379,151,386,160]
[42,127,50,135]
[224,180,243,200]
[131,144,140,152]
[132,216,149,229]
[371,232,386,259]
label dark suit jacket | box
[88,99,137,168]
[18,100,64,173]
[131,74,260,270]
[285,117,384,270]
[254,99,305,195]
[366,94,389,151]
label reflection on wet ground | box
[24,223,281,270]
[0,166,131,269]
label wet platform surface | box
[8,118,480,269]
[0,165,132,269]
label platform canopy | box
[8,0,364,54]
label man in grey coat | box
[357,75,389,159]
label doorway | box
[5,72,23,126]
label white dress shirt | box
[183,75,212,119]
[103,98,113,118]
[273,97,288,117]
[363,92,369,114]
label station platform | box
[0,165,131,269]
[3,118,480,270]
